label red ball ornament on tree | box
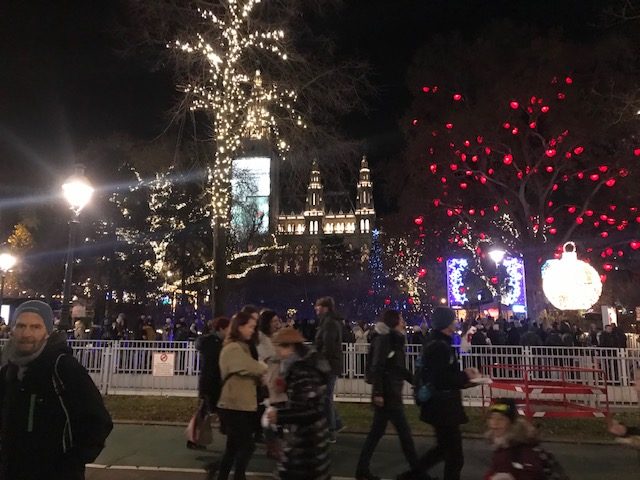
[605,178,616,187]
[453,93,462,101]
[541,105,550,113]
[414,216,424,226]
[503,154,513,165]
[545,149,557,158]
[589,174,600,181]
[630,241,640,250]
[573,146,584,155]
[384,298,391,306]
[633,148,640,156]
[510,101,519,109]
[565,76,573,84]
[603,263,614,272]
[568,206,577,214]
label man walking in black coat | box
[0,300,113,480]
[356,310,420,480]
[314,296,344,442]
[410,307,479,480]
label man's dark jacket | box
[366,322,412,407]
[314,312,343,376]
[0,333,113,480]
[195,332,223,408]
[419,330,469,426]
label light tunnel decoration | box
[446,256,527,312]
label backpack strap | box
[51,353,74,453]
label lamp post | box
[488,249,506,320]
[60,165,94,331]
[0,252,17,322]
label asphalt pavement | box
[88,423,639,479]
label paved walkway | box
[88,424,639,479]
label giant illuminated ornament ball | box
[541,242,602,310]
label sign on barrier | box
[152,352,175,377]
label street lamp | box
[488,249,506,320]
[60,165,94,330]
[0,252,17,323]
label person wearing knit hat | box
[8,300,55,359]
[401,306,479,480]
[266,327,332,479]
[0,300,113,479]
[488,398,518,425]
[272,326,306,345]
[484,398,560,480]
[431,306,456,331]
[11,299,55,332]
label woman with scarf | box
[265,327,332,480]
[216,311,268,480]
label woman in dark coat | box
[266,327,331,480]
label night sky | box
[0,0,612,194]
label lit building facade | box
[275,156,375,274]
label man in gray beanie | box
[399,307,479,480]
[0,300,113,480]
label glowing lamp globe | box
[541,242,602,310]
[0,253,16,273]
[62,169,94,214]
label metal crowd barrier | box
[0,339,638,406]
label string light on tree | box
[172,1,306,227]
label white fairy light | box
[172,0,306,227]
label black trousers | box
[217,409,258,480]
[418,424,463,480]
[356,404,419,475]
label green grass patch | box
[104,395,640,443]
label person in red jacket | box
[484,398,545,480]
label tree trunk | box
[211,220,228,316]
[523,247,548,323]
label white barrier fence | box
[6,339,632,408]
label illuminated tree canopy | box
[394,25,640,319]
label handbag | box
[185,399,213,445]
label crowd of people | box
[189,299,640,480]
[0,298,638,480]
[457,316,630,351]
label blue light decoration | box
[446,258,470,307]
[502,256,527,312]
[446,256,527,313]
